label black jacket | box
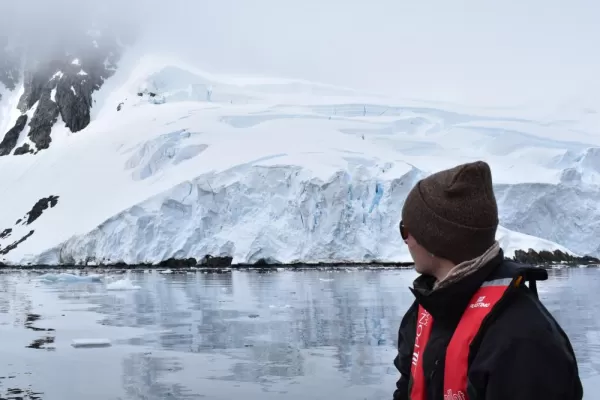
[393,251,583,400]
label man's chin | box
[413,264,429,275]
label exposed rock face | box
[0,195,60,258]
[28,89,60,150]
[24,196,59,225]
[157,257,198,268]
[0,230,34,256]
[512,248,600,265]
[0,115,28,156]
[201,255,233,267]
[14,142,33,155]
[0,30,123,156]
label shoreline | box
[0,261,416,272]
[1,249,598,271]
[0,262,598,273]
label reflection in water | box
[0,268,598,399]
[541,268,600,380]
[122,352,203,400]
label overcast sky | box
[2,0,598,107]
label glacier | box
[0,53,598,265]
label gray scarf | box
[433,241,501,291]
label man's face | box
[405,232,441,276]
[401,220,439,276]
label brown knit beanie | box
[401,161,499,265]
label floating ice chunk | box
[71,338,112,348]
[268,304,292,309]
[160,269,173,274]
[38,273,102,283]
[106,278,141,290]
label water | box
[0,267,599,399]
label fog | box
[1,0,598,107]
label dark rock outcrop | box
[17,63,58,113]
[28,90,60,151]
[0,115,28,156]
[24,196,59,225]
[512,248,600,265]
[200,255,233,267]
[14,143,33,155]
[0,230,34,255]
[0,195,60,258]
[253,257,282,266]
[157,257,197,268]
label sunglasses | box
[399,220,408,241]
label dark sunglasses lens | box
[400,221,408,240]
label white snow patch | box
[51,71,64,81]
[70,86,77,96]
[78,70,88,76]
[50,87,57,102]
[71,58,81,66]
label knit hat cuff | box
[402,182,498,264]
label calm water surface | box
[0,267,599,399]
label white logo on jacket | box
[411,311,431,367]
[444,389,467,400]
[469,295,491,309]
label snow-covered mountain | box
[0,45,598,265]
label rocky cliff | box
[0,29,123,156]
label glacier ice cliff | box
[30,162,575,266]
[35,165,426,265]
[496,182,600,257]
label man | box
[393,160,583,400]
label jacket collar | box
[410,249,505,327]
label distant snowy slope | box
[0,53,598,265]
